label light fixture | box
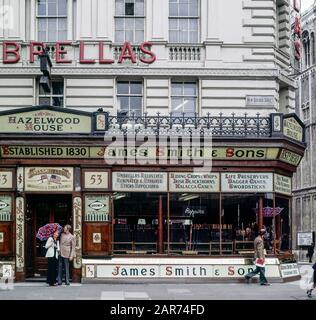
[179,194,200,201]
[112,192,126,200]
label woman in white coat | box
[45,230,60,286]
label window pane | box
[183,83,196,95]
[189,1,198,16]
[39,97,51,105]
[135,18,144,30]
[52,81,64,95]
[169,18,178,30]
[125,30,134,42]
[53,97,63,107]
[169,3,178,16]
[125,3,134,16]
[117,96,129,110]
[38,2,46,15]
[58,30,67,41]
[179,3,189,16]
[190,31,198,42]
[58,0,67,15]
[180,19,188,30]
[48,1,57,15]
[115,0,124,15]
[130,82,142,94]
[38,31,47,42]
[130,97,142,108]
[117,82,129,94]
[115,18,124,31]
[58,18,67,31]
[189,18,198,30]
[135,30,144,42]
[38,19,47,32]
[184,98,196,115]
[135,0,144,16]
[172,98,184,113]
[125,18,134,30]
[115,30,124,42]
[180,31,188,43]
[169,30,178,42]
[48,31,57,42]
[171,83,183,95]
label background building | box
[292,0,316,261]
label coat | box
[45,237,60,259]
[59,232,76,259]
[254,235,265,260]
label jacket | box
[254,235,265,259]
[59,232,76,259]
[45,237,60,259]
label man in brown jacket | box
[57,224,75,285]
[244,228,270,286]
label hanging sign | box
[274,174,292,196]
[84,195,110,222]
[283,116,304,142]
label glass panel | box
[52,81,64,95]
[169,18,178,30]
[130,96,142,108]
[183,83,196,95]
[48,1,57,15]
[179,3,189,16]
[135,0,144,16]
[189,2,198,16]
[183,98,196,115]
[38,31,47,42]
[115,18,124,30]
[135,18,144,30]
[169,3,178,16]
[190,31,198,43]
[171,82,183,95]
[125,30,134,42]
[38,2,47,15]
[39,97,51,105]
[172,97,184,113]
[48,31,57,42]
[189,18,198,30]
[125,17,134,30]
[135,30,144,42]
[115,30,124,42]
[117,96,129,110]
[115,0,124,15]
[179,18,188,30]
[180,30,188,43]
[125,3,134,15]
[53,97,63,107]
[117,82,130,94]
[169,30,178,42]
[58,0,67,15]
[38,19,47,32]
[58,18,67,31]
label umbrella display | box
[36,223,63,241]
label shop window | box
[115,0,145,43]
[169,0,199,43]
[37,0,68,42]
[117,81,143,116]
[171,81,197,116]
[38,79,64,107]
[0,195,12,221]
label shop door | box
[26,195,72,277]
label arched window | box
[302,30,310,68]
[311,33,315,65]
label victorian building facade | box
[0,0,306,282]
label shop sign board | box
[297,232,313,246]
[169,172,220,192]
[95,264,280,278]
[83,171,109,190]
[221,173,273,193]
[112,172,168,192]
[279,263,300,278]
[0,109,91,134]
[0,195,12,221]
[246,96,274,106]
[274,174,292,196]
[25,167,73,191]
[283,116,304,143]
[0,171,13,189]
[84,195,110,222]
[279,149,302,166]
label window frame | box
[114,0,145,43]
[170,80,198,117]
[36,0,68,42]
[116,80,144,116]
[168,0,200,44]
[37,78,65,108]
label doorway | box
[26,194,72,278]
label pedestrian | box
[244,228,270,286]
[57,224,75,286]
[45,230,60,287]
[307,242,315,263]
[307,260,316,297]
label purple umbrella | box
[36,223,63,241]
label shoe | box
[260,283,271,286]
[245,276,250,284]
[65,283,70,286]
[307,290,312,298]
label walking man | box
[57,224,75,286]
[244,228,270,286]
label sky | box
[302,0,315,12]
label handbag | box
[255,258,265,267]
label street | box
[0,279,314,300]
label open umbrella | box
[36,223,63,241]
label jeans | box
[58,257,70,284]
[245,266,268,284]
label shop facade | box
[0,106,306,282]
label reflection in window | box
[38,79,64,107]
[37,0,67,42]
[169,0,199,43]
[171,81,197,116]
[115,0,145,43]
[117,81,143,116]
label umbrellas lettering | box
[36,223,63,241]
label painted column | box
[73,195,82,283]
[15,196,25,281]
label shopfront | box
[0,106,306,282]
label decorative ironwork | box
[105,112,271,137]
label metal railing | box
[106,112,271,137]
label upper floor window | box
[169,0,199,43]
[37,0,67,42]
[171,81,197,117]
[303,30,311,69]
[117,81,143,116]
[38,79,64,107]
[115,0,145,43]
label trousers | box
[57,256,70,284]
